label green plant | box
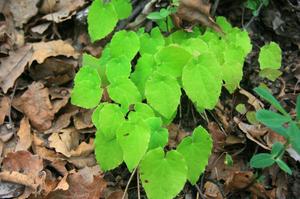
[71,1,253,198]
[250,87,300,175]
[258,42,282,81]
[245,0,269,16]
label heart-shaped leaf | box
[139,148,187,199]
[177,126,212,184]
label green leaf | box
[71,66,102,109]
[271,142,284,158]
[254,87,288,115]
[259,68,282,81]
[275,159,292,175]
[147,8,171,20]
[139,148,187,199]
[145,117,169,150]
[287,122,300,154]
[128,103,155,122]
[225,153,233,166]
[139,27,165,55]
[222,47,245,93]
[145,72,181,119]
[227,28,252,56]
[236,104,247,114]
[177,126,213,185]
[155,45,192,78]
[111,0,132,19]
[181,38,209,57]
[131,54,156,98]
[106,56,131,83]
[88,0,118,42]
[182,53,222,110]
[250,153,275,168]
[259,42,282,70]
[107,78,142,113]
[110,30,140,60]
[256,109,291,128]
[296,95,300,121]
[92,103,125,139]
[117,120,151,171]
[216,16,232,33]
[94,130,123,171]
[98,46,111,86]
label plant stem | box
[137,169,141,199]
[122,167,137,199]
[244,3,264,30]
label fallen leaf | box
[239,89,264,111]
[15,117,32,151]
[176,0,223,33]
[73,109,94,130]
[29,58,76,86]
[30,40,79,65]
[9,0,39,27]
[67,154,97,168]
[0,181,24,198]
[1,151,45,198]
[42,0,86,23]
[70,139,94,157]
[0,96,10,125]
[204,181,224,199]
[167,123,189,148]
[207,122,226,153]
[0,124,15,142]
[13,82,54,131]
[46,167,106,199]
[225,171,270,199]
[45,109,78,134]
[0,45,33,93]
[48,128,80,157]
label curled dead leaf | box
[12,82,54,131]
[0,45,33,93]
[30,40,79,65]
[15,117,32,151]
[0,96,10,125]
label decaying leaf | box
[176,0,223,33]
[48,128,80,157]
[15,117,32,151]
[13,82,54,131]
[0,45,33,93]
[42,0,86,23]
[46,167,106,199]
[0,96,10,125]
[204,181,224,199]
[1,151,45,198]
[9,0,39,27]
[225,171,271,199]
[30,40,79,65]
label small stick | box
[211,0,220,16]
[122,167,137,199]
[137,169,141,199]
[244,3,264,30]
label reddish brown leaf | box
[0,96,10,125]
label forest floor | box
[0,0,299,198]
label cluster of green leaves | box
[245,0,269,16]
[71,1,254,198]
[250,87,300,175]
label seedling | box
[250,87,300,175]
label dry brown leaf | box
[48,128,80,157]
[204,181,224,199]
[0,45,33,93]
[12,82,54,131]
[0,124,15,142]
[225,171,270,199]
[45,110,78,134]
[30,40,79,65]
[15,117,32,151]
[29,58,76,86]
[42,0,86,23]
[0,96,10,125]
[9,0,39,27]
[73,109,94,130]
[46,167,106,199]
[176,0,222,33]
[70,139,94,157]
[0,181,24,198]
[234,117,269,149]
[207,122,226,153]
[1,151,46,198]
[67,154,97,168]
[240,89,264,111]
